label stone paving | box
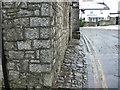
[55,39,88,88]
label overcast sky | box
[104,0,120,13]
[80,0,120,13]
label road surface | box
[80,27,119,88]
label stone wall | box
[0,1,3,89]
[84,22,96,27]
[99,17,120,26]
[72,8,79,32]
[2,2,71,88]
[71,6,80,39]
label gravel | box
[54,39,88,88]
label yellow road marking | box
[83,35,100,89]
[84,35,108,90]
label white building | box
[79,0,110,23]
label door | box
[96,18,98,25]
[116,17,119,25]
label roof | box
[79,2,110,10]
[108,14,119,17]
[109,12,120,17]
[110,13,120,14]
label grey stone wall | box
[99,17,120,26]
[2,2,71,88]
[84,22,96,27]
[0,1,3,89]
[71,6,80,39]
[72,8,79,31]
[0,58,3,89]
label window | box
[83,18,85,21]
[100,10,103,14]
[89,18,92,22]
[90,11,93,14]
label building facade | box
[79,0,110,24]
[81,9,109,22]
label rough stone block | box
[30,60,40,63]
[7,8,19,13]
[19,73,27,86]
[33,40,51,49]
[40,28,50,39]
[14,63,20,71]
[2,9,7,19]
[9,51,24,59]
[29,64,51,72]
[17,40,31,50]
[6,28,23,41]
[36,50,39,59]
[14,18,29,27]
[7,62,15,70]
[34,10,40,16]
[51,16,55,26]
[25,51,35,59]
[41,4,50,16]
[2,20,13,29]
[43,73,53,86]
[17,9,33,17]
[9,71,19,80]
[30,17,50,26]
[4,42,16,50]
[2,9,6,14]
[2,2,15,8]
[28,3,41,9]
[25,28,39,39]
[26,73,42,86]
[20,60,29,71]
[40,49,52,63]
[15,2,27,8]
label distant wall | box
[84,22,96,27]
[99,17,120,26]
[2,2,71,88]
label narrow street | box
[80,26,118,88]
[0,1,120,89]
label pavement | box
[81,27,118,88]
[55,39,88,88]
[82,25,120,30]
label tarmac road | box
[80,27,119,88]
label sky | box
[79,0,120,13]
[104,0,120,13]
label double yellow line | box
[83,35,108,89]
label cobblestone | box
[55,39,88,88]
